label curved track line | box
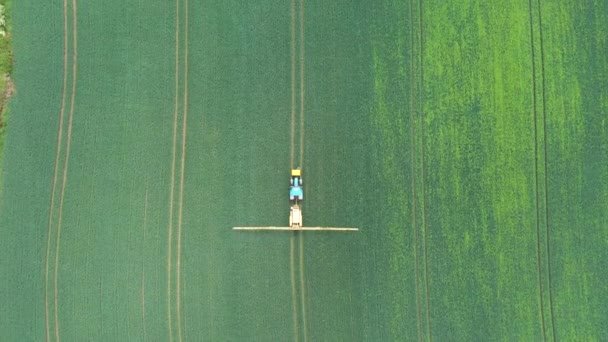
[408,1,423,340]
[176,0,189,340]
[45,0,69,340]
[417,1,432,340]
[537,1,556,339]
[53,1,78,340]
[527,1,548,339]
[167,0,180,340]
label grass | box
[0,0,13,195]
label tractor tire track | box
[141,188,149,341]
[299,235,308,342]
[289,0,300,340]
[53,1,78,340]
[167,0,180,339]
[290,234,299,342]
[298,1,309,340]
[175,0,189,340]
[45,0,69,340]
[298,0,305,169]
[537,1,556,339]
[290,0,296,169]
[408,0,423,341]
[417,0,433,340]
[528,1,549,339]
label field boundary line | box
[45,0,69,340]
[417,0,433,340]
[537,0,556,339]
[528,1,548,339]
[167,0,180,339]
[176,0,189,340]
[409,0,423,340]
[53,1,78,340]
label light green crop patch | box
[370,44,410,339]
[368,0,420,336]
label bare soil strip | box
[167,0,180,340]
[537,1,557,339]
[45,0,69,340]
[409,1,423,340]
[53,1,78,340]
[527,1,548,339]
[417,1,433,340]
[176,0,189,340]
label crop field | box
[0,0,606,341]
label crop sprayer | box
[233,168,358,232]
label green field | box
[1,0,606,341]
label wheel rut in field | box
[289,0,299,340]
[141,187,149,341]
[50,1,78,340]
[298,0,305,170]
[537,1,556,338]
[408,0,423,340]
[528,0,547,339]
[290,233,299,342]
[297,1,309,341]
[167,0,190,340]
[416,0,433,340]
[45,0,69,340]
[175,0,189,340]
[529,0,555,339]
[299,232,308,342]
[290,0,296,170]
[289,0,308,340]
[166,0,180,338]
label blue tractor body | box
[290,176,303,201]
